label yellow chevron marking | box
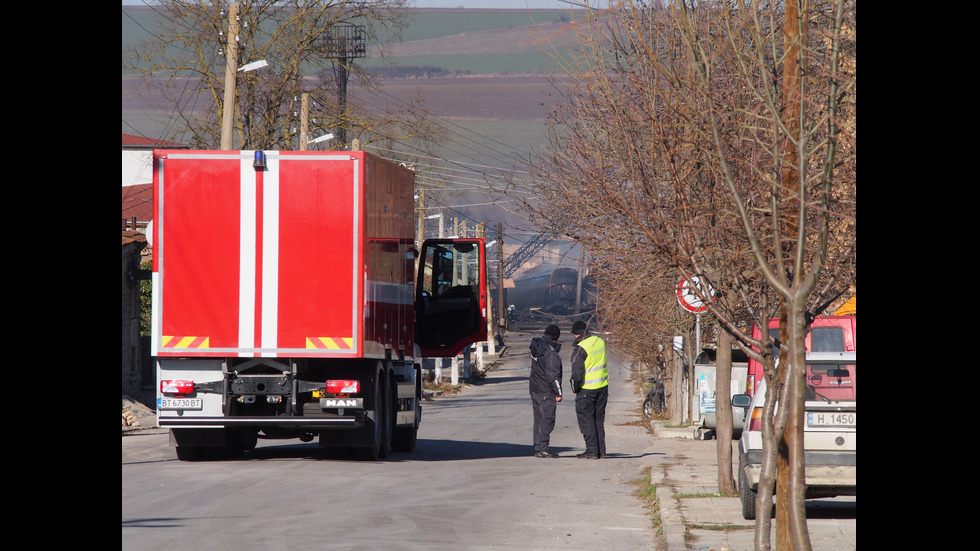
[305,337,354,350]
[162,336,210,348]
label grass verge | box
[629,466,664,536]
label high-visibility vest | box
[578,335,608,390]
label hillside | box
[121,6,578,275]
[374,18,576,57]
[121,6,576,197]
[123,6,585,76]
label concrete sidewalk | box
[648,421,755,550]
[647,421,856,551]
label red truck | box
[745,315,856,399]
[151,150,487,460]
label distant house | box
[122,134,186,402]
[122,134,186,228]
[122,230,150,399]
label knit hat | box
[572,321,587,335]
[545,325,561,340]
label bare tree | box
[505,1,855,549]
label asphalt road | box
[122,335,664,550]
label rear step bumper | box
[159,416,359,427]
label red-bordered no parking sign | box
[677,276,712,313]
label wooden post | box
[219,2,240,151]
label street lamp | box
[425,212,444,238]
[238,59,268,73]
[308,133,335,146]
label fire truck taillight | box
[160,380,195,395]
[325,380,360,394]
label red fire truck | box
[151,150,487,460]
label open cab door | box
[415,239,488,357]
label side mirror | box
[732,394,752,408]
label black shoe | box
[576,452,599,459]
[535,450,559,458]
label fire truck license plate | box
[158,398,204,410]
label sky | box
[122,1,610,8]
[413,0,607,7]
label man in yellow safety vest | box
[570,321,608,459]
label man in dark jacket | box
[529,324,563,458]
[570,320,608,459]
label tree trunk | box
[776,1,812,549]
[715,326,736,494]
[775,310,791,550]
[785,304,812,551]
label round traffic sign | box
[677,276,712,313]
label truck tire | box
[393,373,421,452]
[224,427,258,457]
[175,445,202,461]
[353,366,390,461]
[739,456,757,520]
[378,372,393,459]
[392,426,418,452]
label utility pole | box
[299,92,309,151]
[220,2,240,150]
[497,223,504,334]
[416,189,425,277]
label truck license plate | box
[158,398,204,410]
[807,411,855,428]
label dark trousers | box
[531,392,558,452]
[575,386,608,455]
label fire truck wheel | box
[392,426,418,452]
[378,373,393,459]
[175,445,202,461]
[353,367,388,461]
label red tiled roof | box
[122,230,147,247]
[123,184,154,223]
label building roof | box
[122,133,187,149]
[122,230,147,247]
[123,184,154,224]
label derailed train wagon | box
[506,266,596,328]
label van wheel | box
[739,457,757,520]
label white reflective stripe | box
[239,156,256,354]
[261,153,279,356]
[351,157,361,348]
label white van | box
[733,351,856,520]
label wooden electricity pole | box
[220,2,240,151]
[299,92,310,151]
[497,223,504,335]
